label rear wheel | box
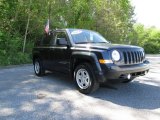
[74,63,99,94]
[34,59,45,76]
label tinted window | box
[42,34,52,45]
[55,32,68,45]
[49,33,56,45]
[34,35,45,46]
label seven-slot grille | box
[122,50,145,65]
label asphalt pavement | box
[0,55,160,120]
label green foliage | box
[143,41,160,54]
[0,30,31,66]
[3,0,159,65]
[132,24,160,54]
[0,52,31,66]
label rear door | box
[40,33,53,70]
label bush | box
[143,41,160,54]
[133,24,160,54]
[0,30,32,66]
[0,53,31,66]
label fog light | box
[145,71,148,75]
[127,74,131,79]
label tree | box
[0,0,138,65]
[133,24,160,53]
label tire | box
[74,63,99,94]
[34,59,45,76]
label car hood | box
[74,43,142,50]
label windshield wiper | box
[75,41,108,44]
[75,42,92,44]
[91,42,108,44]
[96,42,107,43]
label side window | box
[42,33,53,46]
[34,35,44,46]
[49,33,56,46]
[55,32,68,45]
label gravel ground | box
[0,55,160,120]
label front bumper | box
[95,60,150,83]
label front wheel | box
[74,63,99,94]
[34,59,45,76]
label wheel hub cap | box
[34,61,40,74]
[76,69,91,89]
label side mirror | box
[57,38,68,46]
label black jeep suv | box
[32,29,150,94]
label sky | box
[131,0,160,28]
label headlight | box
[112,50,120,61]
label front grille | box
[122,50,145,65]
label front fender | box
[70,51,106,82]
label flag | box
[45,19,50,34]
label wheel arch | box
[32,53,41,64]
[70,52,102,76]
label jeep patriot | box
[32,29,150,94]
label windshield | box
[69,29,109,44]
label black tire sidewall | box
[34,59,44,76]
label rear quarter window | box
[34,36,43,46]
[42,34,52,45]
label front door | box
[50,31,71,73]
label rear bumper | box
[95,60,150,83]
